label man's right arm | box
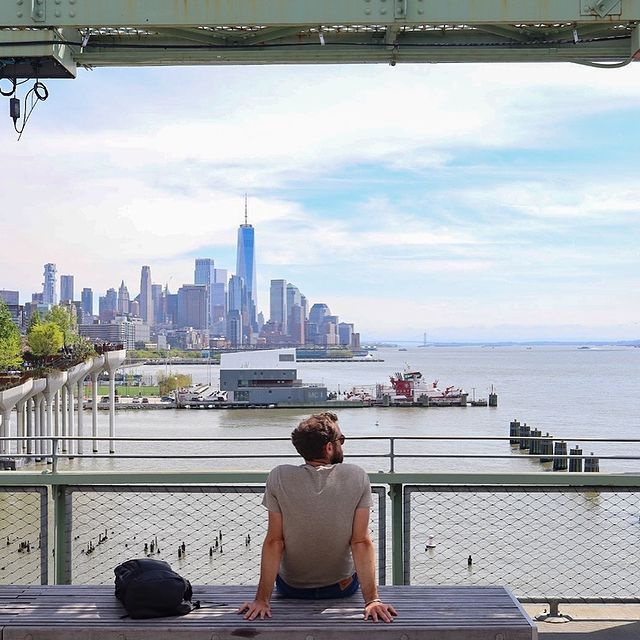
[237,510,284,620]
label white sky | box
[1,62,639,341]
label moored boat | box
[383,368,468,406]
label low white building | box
[220,348,326,405]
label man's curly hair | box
[291,412,339,461]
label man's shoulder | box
[268,464,304,480]
[335,463,367,475]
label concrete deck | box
[523,604,640,639]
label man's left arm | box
[350,507,398,623]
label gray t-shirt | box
[263,463,372,588]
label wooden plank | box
[0,585,537,640]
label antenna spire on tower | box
[244,193,248,225]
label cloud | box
[2,63,640,338]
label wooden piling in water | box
[529,428,541,455]
[519,424,531,450]
[569,445,583,472]
[553,441,568,471]
[539,433,553,463]
[584,453,600,472]
[509,420,520,445]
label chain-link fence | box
[63,485,386,585]
[0,487,48,585]
[404,485,640,601]
[2,474,640,601]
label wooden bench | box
[0,584,537,639]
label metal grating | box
[0,487,48,585]
[64,485,386,586]
[404,485,640,601]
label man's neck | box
[305,458,331,467]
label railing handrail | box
[1,434,638,474]
[1,469,640,486]
[2,435,640,442]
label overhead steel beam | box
[1,0,640,28]
[0,28,78,78]
[473,25,539,43]
[73,40,634,67]
[1,1,640,77]
[237,27,308,44]
[152,28,232,46]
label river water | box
[53,345,640,473]
[2,346,639,594]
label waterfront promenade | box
[1,436,640,638]
[523,604,640,639]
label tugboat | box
[387,369,467,406]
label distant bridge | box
[1,1,640,79]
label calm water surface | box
[51,345,640,473]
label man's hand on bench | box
[364,600,397,623]
[237,599,272,621]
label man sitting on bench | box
[238,412,397,623]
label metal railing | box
[2,434,640,473]
[1,435,640,609]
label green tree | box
[28,309,42,331]
[0,300,22,371]
[45,305,78,346]
[27,322,64,357]
[157,372,192,395]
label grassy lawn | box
[95,385,160,397]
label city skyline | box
[1,206,363,350]
[1,64,639,341]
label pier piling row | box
[509,420,600,472]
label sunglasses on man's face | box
[333,435,346,445]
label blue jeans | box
[276,573,360,599]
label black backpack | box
[114,558,197,619]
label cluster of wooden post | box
[509,420,599,472]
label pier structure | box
[41,370,67,462]
[103,350,127,454]
[509,419,600,472]
[15,378,46,458]
[0,349,126,465]
[62,360,93,456]
[87,355,105,454]
[0,379,32,455]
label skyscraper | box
[212,268,228,335]
[99,287,117,322]
[194,259,215,288]
[42,263,57,305]
[0,290,19,306]
[194,258,216,331]
[60,275,74,303]
[236,196,257,329]
[286,284,301,329]
[176,285,208,330]
[152,284,163,326]
[117,281,130,314]
[270,279,287,334]
[139,265,154,326]
[81,288,93,316]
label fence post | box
[389,482,404,585]
[54,484,70,584]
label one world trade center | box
[236,195,257,332]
